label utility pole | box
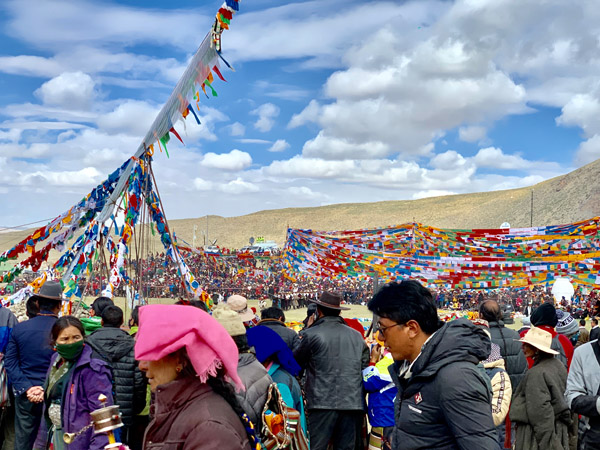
[193,224,197,248]
[530,190,534,227]
[206,214,209,246]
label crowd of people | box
[0,276,599,449]
[0,252,374,310]
[5,248,600,323]
[432,284,600,320]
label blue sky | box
[0,0,599,227]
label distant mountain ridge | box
[2,158,600,255]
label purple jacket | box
[40,344,114,450]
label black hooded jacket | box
[86,327,146,426]
[488,320,528,392]
[388,318,499,450]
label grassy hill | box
[2,158,600,255]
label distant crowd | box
[5,253,600,322]
[1,251,374,308]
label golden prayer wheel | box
[63,394,124,449]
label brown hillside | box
[2,158,600,255]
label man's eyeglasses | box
[375,322,403,337]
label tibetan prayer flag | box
[213,65,226,82]
[187,105,201,124]
[169,127,184,145]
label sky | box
[1,0,599,228]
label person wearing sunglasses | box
[368,280,498,450]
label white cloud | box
[575,135,600,166]
[0,120,88,131]
[237,138,271,144]
[192,176,259,195]
[483,174,546,192]
[255,81,310,101]
[264,155,355,179]
[228,122,246,137]
[177,106,229,143]
[430,150,470,170]
[472,147,531,170]
[251,103,280,132]
[12,167,102,187]
[458,125,487,143]
[556,93,600,138]
[0,129,22,143]
[288,100,321,129]
[201,149,252,171]
[413,189,457,200]
[313,41,527,157]
[4,0,210,51]
[1,102,97,123]
[193,177,214,191]
[0,55,63,77]
[302,132,390,160]
[220,178,260,194]
[226,0,448,66]
[286,186,329,201]
[96,100,158,137]
[35,72,96,110]
[268,139,290,153]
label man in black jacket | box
[294,292,369,450]
[368,280,498,450]
[86,305,146,447]
[479,300,528,391]
[257,306,299,351]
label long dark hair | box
[50,316,85,346]
[207,370,261,449]
[175,349,260,448]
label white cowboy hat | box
[518,326,558,355]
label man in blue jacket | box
[368,280,498,450]
[363,343,396,450]
[5,281,61,450]
[0,298,17,448]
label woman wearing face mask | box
[135,304,261,450]
[41,316,113,450]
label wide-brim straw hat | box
[517,326,558,355]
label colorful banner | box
[282,218,600,288]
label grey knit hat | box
[556,310,578,336]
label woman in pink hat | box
[134,304,261,450]
[510,326,571,450]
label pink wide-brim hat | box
[135,304,243,389]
